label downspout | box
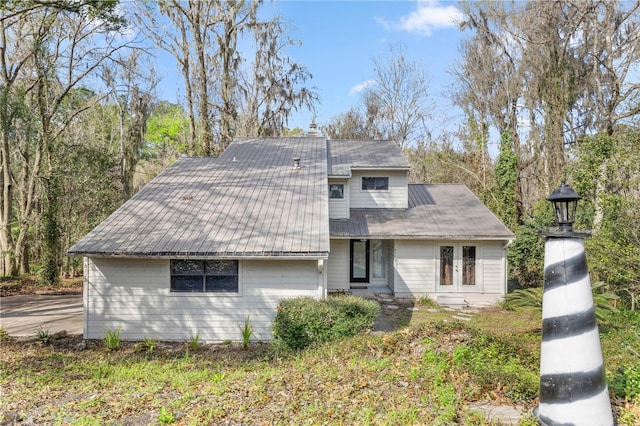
[317,259,326,299]
[502,240,513,296]
[83,257,89,339]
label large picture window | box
[362,176,389,190]
[170,259,238,293]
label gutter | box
[67,251,330,260]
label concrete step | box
[437,295,469,307]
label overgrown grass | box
[1,304,637,425]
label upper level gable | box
[327,139,411,177]
[327,140,411,216]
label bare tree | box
[321,108,379,140]
[363,44,433,148]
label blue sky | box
[155,0,466,136]
[268,0,465,133]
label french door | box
[437,243,478,291]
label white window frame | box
[329,183,345,199]
[169,259,242,296]
[361,176,389,191]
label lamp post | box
[536,182,613,426]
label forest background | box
[0,0,638,310]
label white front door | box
[437,244,478,292]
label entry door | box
[350,240,370,283]
[437,244,477,291]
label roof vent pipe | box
[293,158,301,169]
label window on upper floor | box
[362,176,389,190]
[170,259,239,293]
[329,183,344,199]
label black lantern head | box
[547,182,581,232]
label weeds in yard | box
[240,316,254,350]
[143,337,156,353]
[103,327,121,352]
[35,327,51,345]
[158,406,175,424]
[211,372,225,383]
[450,331,539,401]
[186,331,200,351]
[1,304,637,425]
[0,327,10,341]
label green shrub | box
[504,282,619,325]
[272,295,380,350]
[610,364,640,401]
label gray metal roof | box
[328,139,411,177]
[68,137,330,258]
[329,184,515,240]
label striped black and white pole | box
[536,236,613,426]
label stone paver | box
[468,402,525,425]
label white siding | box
[85,257,321,342]
[393,239,507,305]
[327,239,349,291]
[394,240,435,298]
[481,241,506,295]
[349,170,408,209]
[328,179,349,219]
[386,240,395,290]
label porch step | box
[436,295,469,307]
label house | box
[68,136,514,341]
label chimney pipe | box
[293,158,301,169]
[307,121,319,137]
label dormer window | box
[329,184,344,199]
[362,176,389,190]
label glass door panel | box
[440,246,454,286]
[350,240,369,282]
[371,240,386,279]
[462,246,476,286]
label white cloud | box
[377,0,463,36]
[349,79,377,96]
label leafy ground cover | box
[0,275,82,296]
[1,302,638,425]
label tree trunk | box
[0,128,16,276]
